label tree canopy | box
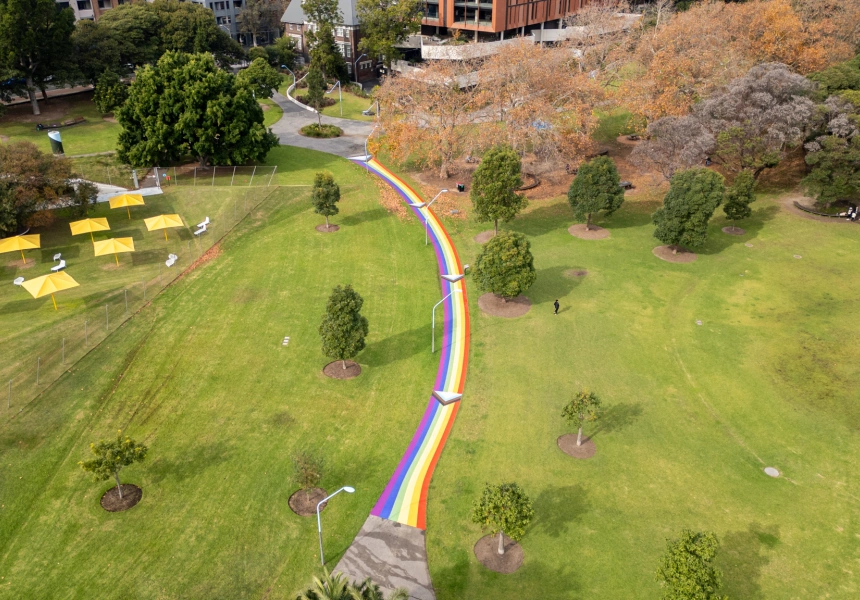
[93,69,128,114]
[655,529,726,600]
[472,231,536,300]
[78,431,148,500]
[237,0,281,48]
[303,0,347,82]
[471,482,534,555]
[319,284,369,370]
[803,95,860,205]
[236,58,282,99]
[567,156,625,229]
[116,52,278,168]
[652,168,725,252]
[311,171,341,228]
[470,146,526,235]
[562,389,602,447]
[356,0,424,68]
[722,169,756,225]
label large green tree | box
[0,0,75,115]
[311,171,340,229]
[471,482,535,556]
[305,61,327,127]
[237,0,280,47]
[655,529,726,600]
[271,35,298,70]
[472,231,536,300]
[78,432,148,500]
[652,168,725,253]
[562,389,602,448]
[809,55,860,100]
[471,146,526,236]
[92,69,128,114]
[0,141,72,235]
[356,0,423,69]
[722,169,755,232]
[567,156,625,230]
[71,19,123,85]
[236,57,282,99]
[803,96,860,206]
[303,0,347,82]
[319,284,369,370]
[116,52,278,168]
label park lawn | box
[321,90,376,122]
[592,108,637,144]
[0,91,121,156]
[0,149,441,599]
[424,191,860,598]
[260,98,283,128]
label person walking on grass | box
[554,299,560,315]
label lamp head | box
[344,486,356,493]
[441,189,449,193]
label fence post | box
[36,357,40,385]
[212,166,216,186]
[62,338,65,365]
[194,168,197,187]
[159,264,162,286]
[248,166,256,187]
[174,166,177,186]
[124,289,128,314]
[85,319,88,346]
[7,380,10,409]
[143,279,146,301]
[105,304,109,329]
[231,166,236,186]
[267,165,277,186]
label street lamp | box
[432,288,462,353]
[364,124,379,162]
[421,189,448,246]
[282,65,296,92]
[317,486,355,566]
[353,53,367,83]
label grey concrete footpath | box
[335,516,435,600]
[269,92,374,158]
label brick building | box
[425,0,593,40]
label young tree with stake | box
[562,389,602,447]
[567,156,625,230]
[472,232,536,301]
[319,285,369,370]
[471,146,526,236]
[652,168,725,254]
[305,61,327,128]
[471,482,534,556]
[311,171,340,230]
[79,431,148,499]
[292,452,324,501]
[722,169,755,233]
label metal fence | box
[146,165,278,189]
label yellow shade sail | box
[69,217,110,242]
[144,214,184,241]
[109,194,145,219]
[21,271,80,310]
[0,234,41,262]
[93,237,135,265]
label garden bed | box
[299,124,343,138]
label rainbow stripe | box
[354,158,470,530]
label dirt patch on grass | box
[100,262,122,271]
[100,484,142,512]
[474,534,524,574]
[568,224,610,240]
[102,116,118,124]
[653,245,697,263]
[722,226,746,236]
[6,258,35,269]
[778,192,859,224]
[474,230,495,244]
[557,434,596,459]
[323,360,361,379]
[478,293,531,318]
[564,269,588,278]
[169,242,222,289]
[289,487,327,517]
[315,224,340,233]
[0,135,9,142]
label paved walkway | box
[269,92,374,158]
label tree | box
[567,156,625,230]
[694,63,816,179]
[470,146,526,236]
[471,482,534,556]
[71,19,123,86]
[722,169,755,231]
[351,579,409,600]
[652,168,725,253]
[236,58,282,99]
[116,51,278,167]
[809,55,860,100]
[303,0,347,82]
[271,35,298,69]
[0,0,75,115]
[356,0,423,69]
[297,568,352,600]
[472,232,536,300]
[247,46,268,62]
[237,0,280,47]
[311,171,340,229]
[305,61,327,128]
[93,70,128,114]
[630,116,715,181]
[319,285,369,370]
[292,452,324,500]
[69,181,99,218]
[562,389,602,447]
[78,431,148,500]
[803,95,860,206]
[656,529,726,600]
[0,141,72,235]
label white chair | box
[50,260,66,272]
[197,216,210,228]
[165,253,177,267]
[169,253,177,261]
[13,277,24,286]
[193,223,207,236]
[53,253,62,262]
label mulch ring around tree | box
[474,533,524,574]
[100,484,143,512]
[478,293,531,318]
[722,226,746,236]
[568,224,610,240]
[652,245,697,263]
[323,360,362,380]
[315,224,340,233]
[564,269,588,278]
[557,434,596,459]
[474,230,495,244]
[289,487,328,517]
[7,258,35,269]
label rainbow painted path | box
[356,158,470,530]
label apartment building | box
[424,0,593,40]
[55,0,133,22]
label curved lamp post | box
[432,287,462,353]
[364,124,379,162]
[317,486,355,565]
[413,189,448,246]
[354,53,367,83]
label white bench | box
[165,253,178,268]
[193,223,207,236]
[51,259,66,272]
[13,277,24,286]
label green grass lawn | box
[0,149,440,599]
[593,108,637,144]
[321,90,375,122]
[0,91,121,156]
[260,98,283,128]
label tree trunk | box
[342,359,346,370]
[317,110,322,128]
[494,219,498,236]
[577,424,583,447]
[439,161,449,179]
[114,471,123,499]
[40,85,49,103]
[325,215,329,228]
[498,530,505,555]
[199,156,208,168]
[25,76,40,116]
[586,212,592,231]
[672,246,678,255]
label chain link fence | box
[146,166,278,189]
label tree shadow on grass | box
[528,266,586,305]
[40,245,80,261]
[600,203,660,230]
[146,439,231,486]
[507,204,571,238]
[340,207,388,227]
[718,522,780,600]
[110,228,145,242]
[698,205,780,256]
[131,249,165,267]
[0,296,49,313]
[531,484,590,539]
[593,402,644,437]
[361,323,430,368]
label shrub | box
[300,123,343,138]
[295,94,336,108]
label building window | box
[234,0,242,7]
[360,60,371,70]
[425,2,439,19]
[76,1,91,11]
[346,64,352,74]
[338,42,351,58]
[96,0,109,9]
[58,0,70,7]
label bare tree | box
[630,115,714,180]
[564,0,633,74]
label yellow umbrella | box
[144,214,184,241]
[0,234,40,263]
[93,237,135,266]
[70,217,110,243]
[109,193,145,219]
[21,271,80,310]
